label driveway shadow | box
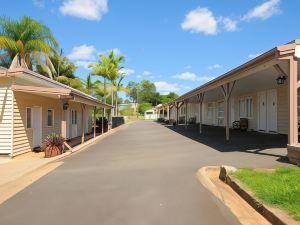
[163,123,290,164]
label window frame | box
[47,109,54,127]
[26,107,32,129]
[207,102,213,119]
[239,96,253,119]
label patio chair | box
[232,118,248,131]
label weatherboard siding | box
[0,81,13,154]
[13,92,62,156]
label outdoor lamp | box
[276,75,286,85]
[63,101,69,110]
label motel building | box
[157,40,300,164]
[0,58,112,157]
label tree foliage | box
[0,16,58,71]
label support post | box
[109,108,112,130]
[101,107,104,134]
[197,93,205,134]
[185,100,188,129]
[221,81,235,141]
[176,103,179,125]
[288,58,298,145]
[61,100,68,139]
[93,106,96,138]
[81,104,86,143]
[168,105,170,121]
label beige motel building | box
[157,39,300,164]
[0,62,112,157]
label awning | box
[11,84,71,97]
[11,84,113,108]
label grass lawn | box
[232,167,300,221]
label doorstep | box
[287,144,300,164]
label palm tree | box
[113,75,129,116]
[81,74,97,95]
[0,16,58,76]
[105,50,124,115]
[89,50,124,116]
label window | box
[26,108,32,129]
[47,109,54,126]
[239,99,246,118]
[207,103,213,118]
[72,110,77,125]
[146,112,153,115]
[239,97,253,118]
[218,101,224,126]
[218,102,224,118]
[246,98,253,117]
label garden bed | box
[231,167,300,222]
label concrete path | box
[0,121,289,225]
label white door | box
[32,107,42,148]
[267,89,277,132]
[85,110,89,133]
[258,92,267,131]
[71,110,78,138]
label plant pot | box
[45,146,62,158]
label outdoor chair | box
[232,118,248,131]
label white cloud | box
[173,72,215,82]
[173,72,199,81]
[67,44,97,61]
[143,71,152,76]
[243,0,281,21]
[184,65,192,70]
[120,68,135,76]
[154,81,181,93]
[208,64,223,70]
[59,0,108,21]
[181,7,218,35]
[67,44,97,69]
[248,53,262,59]
[33,0,45,8]
[75,61,95,69]
[136,75,142,79]
[220,17,238,32]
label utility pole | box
[136,85,139,119]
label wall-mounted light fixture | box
[276,75,287,85]
[63,101,69,110]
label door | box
[71,110,78,138]
[258,91,267,131]
[267,89,277,132]
[32,107,42,148]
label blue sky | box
[1,0,300,96]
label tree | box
[113,75,129,116]
[0,16,58,72]
[37,49,76,79]
[159,92,178,104]
[81,74,97,95]
[138,102,153,115]
[126,81,139,103]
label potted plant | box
[44,133,65,158]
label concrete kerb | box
[197,165,298,225]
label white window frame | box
[239,97,253,119]
[26,107,32,129]
[217,101,224,126]
[72,110,77,125]
[207,103,213,119]
[47,109,54,127]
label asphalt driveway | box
[0,121,289,225]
